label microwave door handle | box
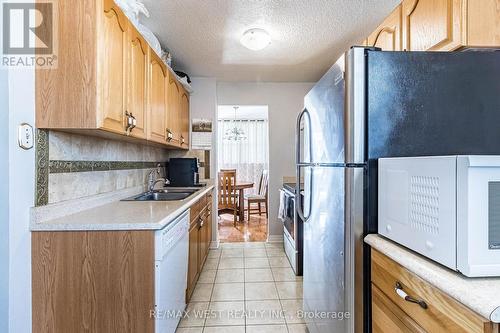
[296,108,312,223]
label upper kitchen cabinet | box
[466,0,500,47]
[166,72,190,149]
[36,0,133,135]
[180,86,190,149]
[100,0,127,134]
[126,26,149,139]
[36,0,190,149]
[367,5,402,51]
[402,0,463,51]
[167,75,182,147]
[148,51,169,144]
[401,0,500,51]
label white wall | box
[0,69,9,333]
[217,82,313,237]
[190,77,218,177]
[190,77,219,245]
[8,69,35,332]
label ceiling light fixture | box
[240,28,271,51]
[223,106,247,141]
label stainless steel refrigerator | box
[296,47,500,333]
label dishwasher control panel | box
[155,210,190,261]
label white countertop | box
[365,234,500,323]
[30,182,214,231]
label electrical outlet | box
[18,123,34,150]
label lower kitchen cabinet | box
[372,284,426,333]
[186,190,213,301]
[371,250,499,333]
[32,231,155,333]
[187,220,200,297]
[31,190,213,333]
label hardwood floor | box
[218,213,268,243]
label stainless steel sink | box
[122,189,197,201]
[153,188,198,194]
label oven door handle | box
[278,189,288,223]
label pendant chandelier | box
[223,106,247,141]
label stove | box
[279,183,303,275]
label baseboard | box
[267,235,284,243]
[210,240,220,249]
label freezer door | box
[367,51,500,159]
[303,166,347,333]
[303,55,346,164]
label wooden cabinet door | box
[148,52,168,144]
[180,88,190,149]
[466,0,500,48]
[205,192,213,256]
[187,223,199,299]
[126,27,148,139]
[198,211,207,272]
[100,0,127,134]
[372,249,494,333]
[167,76,181,147]
[205,209,212,257]
[402,0,463,51]
[367,5,402,51]
[372,284,425,333]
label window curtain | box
[217,119,269,194]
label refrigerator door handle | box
[296,108,313,222]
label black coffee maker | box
[168,158,203,187]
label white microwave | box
[378,155,500,277]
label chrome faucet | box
[148,164,170,192]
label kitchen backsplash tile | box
[49,131,167,162]
[42,131,210,205]
[46,131,169,204]
[48,169,149,203]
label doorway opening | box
[217,105,269,243]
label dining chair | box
[245,170,269,220]
[217,170,239,226]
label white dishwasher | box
[154,210,189,333]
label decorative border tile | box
[48,160,167,174]
[35,129,49,206]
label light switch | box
[18,123,34,150]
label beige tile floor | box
[176,242,307,333]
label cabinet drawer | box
[190,199,203,223]
[371,249,493,333]
[372,284,425,333]
[206,191,213,207]
[201,193,208,208]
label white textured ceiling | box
[141,0,399,82]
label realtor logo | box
[1,1,57,68]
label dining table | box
[234,182,254,221]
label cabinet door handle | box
[394,282,428,309]
[166,129,173,141]
[125,111,136,132]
